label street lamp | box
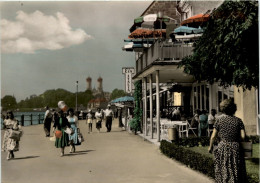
[76,81,78,112]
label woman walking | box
[95,108,102,133]
[66,108,79,153]
[2,110,22,160]
[53,110,71,157]
[208,99,248,183]
[86,109,93,133]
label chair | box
[160,119,169,140]
[187,121,197,137]
[178,121,189,138]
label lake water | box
[1,111,45,128]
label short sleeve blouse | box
[214,114,245,142]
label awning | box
[111,96,134,103]
[128,28,166,39]
[173,26,204,35]
[181,13,210,26]
[124,38,156,44]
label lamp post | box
[76,81,78,112]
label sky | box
[0,1,152,102]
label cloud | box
[1,10,93,54]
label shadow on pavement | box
[12,155,40,160]
[63,150,95,156]
[76,150,95,153]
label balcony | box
[135,40,193,74]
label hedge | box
[177,135,259,147]
[160,140,215,178]
[160,140,259,183]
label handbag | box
[55,130,62,138]
[65,127,74,135]
[9,130,21,140]
[241,141,252,158]
[77,128,84,143]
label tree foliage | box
[110,88,127,100]
[2,89,94,110]
[179,1,258,90]
[1,95,17,110]
[129,80,142,133]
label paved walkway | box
[1,119,213,183]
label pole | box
[38,114,41,124]
[21,115,24,126]
[76,81,78,112]
[30,114,33,125]
[156,70,160,142]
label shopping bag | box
[9,130,21,141]
[55,130,62,138]
[65,127,74,135]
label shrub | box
[160,140,259,183]
[176,136,210,147]
[160,140,215,178]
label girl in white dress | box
[2,111,22,160]
[86,110,93,133]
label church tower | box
[97,76,103,93]
[86,77,92,91]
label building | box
[123,1,258,142]
[86,76,110,109]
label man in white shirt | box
[105,105,114,132]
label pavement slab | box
[1,119,214,183]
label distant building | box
[86,76,111,109]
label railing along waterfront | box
[136,40,193,73]
[18,113,45,126]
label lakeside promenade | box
[1,119,213,183]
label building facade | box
[123,1,258,142]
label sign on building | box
[122,67,135,93]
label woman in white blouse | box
[95,108,102,133]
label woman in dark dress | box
[53,110,71,157]
[208,99,247,183]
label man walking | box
[43,106,53,137]
[105,105,114,132]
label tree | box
[179,1,258,90]
[129,81,142,134]
[110,89,127,100]
[1,95,17,110]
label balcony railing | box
[136,40,193,74]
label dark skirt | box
[214,141,248,183]
[96,121,102,129]
[55,129,69,148]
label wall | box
[189,1,223,15]
[234,87,258,135]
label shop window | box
[173,92,182,106]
